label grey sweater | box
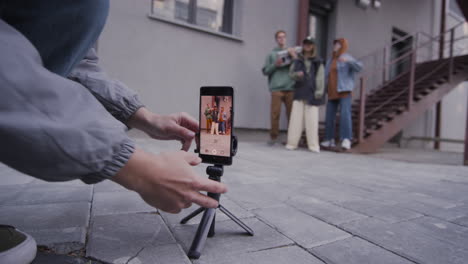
[0,19,143,184]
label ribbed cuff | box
[81,138,135,184]
[121,95,145,123]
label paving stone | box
[340,199,423,223]
[123,244,191,264]
[286,195,368,225]
[341,217,468,264]
[0,184,25,205]
[225,182,301,210]
[93,180,127,193]
[161,195,255,231]
[194,245,324,264]
[0,164,35,185]
[310,236,414,264]
[453,216,468,227]
[254,204,351,248]
[0,202,90,231]
[397,201,468,222]
[86,213,176,263]
[172,218,293,262]
[92,190,156,216]
[395,216,468,250]
[2,184,92,206]
[32,252,104,264]
[31,179,89,187]
[299,186,365,204]
[29,227,87,254]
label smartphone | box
[199,86,234,165]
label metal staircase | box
[320,22,468,153]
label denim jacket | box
[325,53,363,93]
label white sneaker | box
[320,139,335,148]
[341,139,351,150]
[285,144,297,150]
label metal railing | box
[356,21,468,143]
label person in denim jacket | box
[321,38,363,150]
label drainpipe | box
[465,93,468,166]
[435,0,447,150]
[297,0,309,45]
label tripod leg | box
[180,207,205,224]
[208,213,216,237]
[187,207,216,259]
[219,205,254,236]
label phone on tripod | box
[199,86,234,165]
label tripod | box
[180,164,254,259]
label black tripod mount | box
[181,136,254,259]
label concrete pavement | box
[1,132,468,264]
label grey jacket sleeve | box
[68,48,144,124]
[0,19,134,184]
[315,64,325,98]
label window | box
[151,0,234,34]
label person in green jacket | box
[262,30,296,145]
[204,103,212,131]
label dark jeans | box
[0,0,109,77]
[325,96,353,141]
[219,121,226,133]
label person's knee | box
[77,0,109,36]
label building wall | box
[99,0,298,131]
[100,0,467,151]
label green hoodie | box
[262,47,295,92]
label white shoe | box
[285,144,297,150]
[308,147,320,153]
[320,139,335,148]
[341,139,351,150]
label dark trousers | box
[0,0,109,77]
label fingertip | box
[207,199,219,209]
[186,130,195,138]
[220,183,228,193]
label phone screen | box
[200,95,232,158]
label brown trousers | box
[270,91,294,140]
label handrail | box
[356,21,467,143]
[363,61,449,118]
[357,31,417,61]
[360,23,466,77]
[356,21,466,64]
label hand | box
[275,57,283,66]
[128,107,198,151]
[339,57,348,63]
[113,148,228,214]
[296,71,304,78]
[288,48,297,58]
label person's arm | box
[0,20,226,213]
[342,54,363,73]
[262,53,275,76]
[69,48,199,151]
[112,148,227,214]
[315,64,325,99]
[289,60,303,81]
[0,19,134,184]
[68,48,144,125]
